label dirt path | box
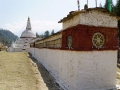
[0,51,61,90]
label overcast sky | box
[0,0,117,37]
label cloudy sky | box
[0,0,117,37]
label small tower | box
[20,17,35,38]
[8,17,36,52]
[26,17,31,30]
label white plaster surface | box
[30,48,117,90]
[8,38,33,52]
[8,17,35,52]
[80,10,117,28]
[63,14,80,30]
[62,10,117,30]
[21,17,36,38]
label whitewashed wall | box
[63,14,80,29]
[8,38,33,52]
[62,10,117,30]
[80,10,117,28]
[30,48,117,90]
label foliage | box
[104,0,114,12]
[104,0,108,9]
[113,0,120,39]
[0,29,18,46]
[51,30,54,35]
[99,3,102,7]
[38,30,55,38]
[36,32,39,37]
[44,30,50,38]
[40,34,44,38]
[114,0,120,16]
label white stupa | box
[8,17,36,52]
[21,17,35,38]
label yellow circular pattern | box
[92,32,105,48]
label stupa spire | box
[26,17,31,30]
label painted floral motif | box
[92,32,105,48]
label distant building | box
[8,17,36,52]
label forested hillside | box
[0,29,18,46]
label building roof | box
[20,17,36,38]
[58,8,120,23]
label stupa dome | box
[21,30,36,38]
[20,17,36,38]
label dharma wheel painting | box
[67,36,72,48]
[92,32,105,48]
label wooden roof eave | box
[34,31,62,44]
[58,11,80,23]
[58,8,120,23]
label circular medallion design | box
[92,32,105,48]
[67,36,72,48]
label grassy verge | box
[0,51,38,90]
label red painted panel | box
[61,24,118,51]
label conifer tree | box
[99,3,102,8]
[36,32,39,37]
[104,0,108,9]
[114,0,120,39]
[115,0,120,16]
[104,0,113,12]
[51,30,54,35]
[44,31,50,38]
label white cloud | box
[32,20,62,34]
[5,19,62,37]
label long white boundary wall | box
[30,48,117,90]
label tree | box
[104,0,108,9]
[51,30,54,35]
[104,0,114,12]
[36,32,39,37]
[115,0,120,16]
[99,3,102,8]
[44,31,50,38]
[0,29,18,46]
[40,34,44,38]
[4,40,9,45]
[113,0,120,39]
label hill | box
[0,29,18,46]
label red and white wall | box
[30,9,119,90]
